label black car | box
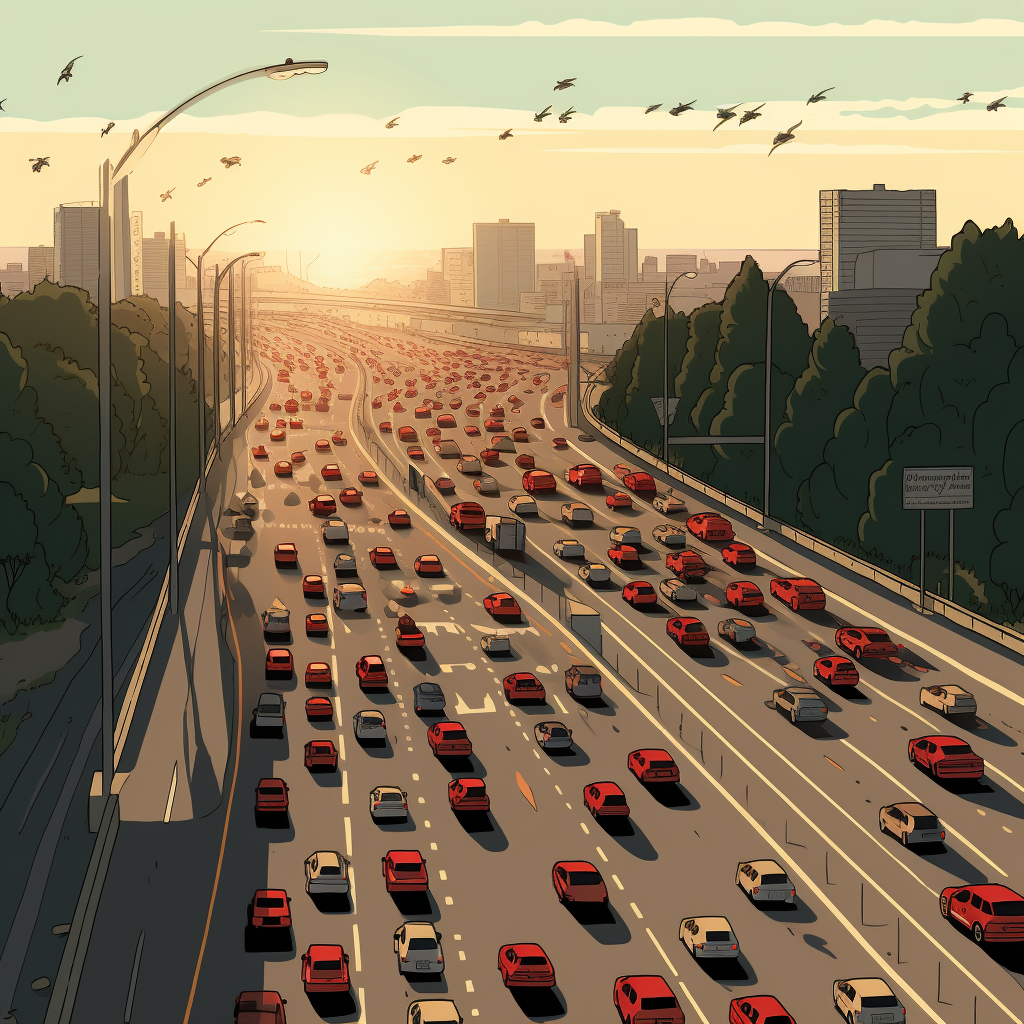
[333,552,358,577]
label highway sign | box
[902,466,974,510]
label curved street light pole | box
[663,268,699,462]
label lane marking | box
[337,730,346,762]
[612,875,624,890]
[677,979,712,1024]
[646,927,678,979]
[162,761,178,823]
[345,816,353,857]
[552,694,569,714]
[342,770,349,804]
[629,902,643,919]
[352,923,361,972]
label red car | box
[285,399,299,413]
[450,501,486,528]
[498,944,555,988]
[515,454,536,470]
[448,778,490,812]
[291,451,306,464]
[666,550,709,579]
[396,614,425,648]
[369,545,398,568]
[551,437,568,449]
[425,426,442,438]
[666,616,709,649]
[836,627,901,660]
[414,554,444,576]
[769,577,826,611]
[302,574,325,597]
[309,494,337,516]
[687,511,734,541]
[356,655,388,690]
[255,417,270,430]
[606,491,632,510]
[522,470,557,493]
[332,430,346,445]
[480,448,499,463]
[567,463,602,487]
[622,581,657,607]
[438,413,457,428]
[358,470,379,485]
[338,488,363,507]
[304,660,331,686]
[584,781,630,817]
[726,581,764,609]
[248,889,291,929]
[434,476,455,494]
[909,735,984,780]
[315,438,331,453]
[388,509,412,528]
[252,445,268,459]
[378,420,392,433]
[407,445,425,461]
[503,672,546,703]
[813,656,859,687]
[382,849,428,892]
[271,428,287,444]
[234,992,286,1024]
[255,778,289,814]
[288,418,303,430]
[613,976,684,1024]
[300,944,350,994]
[274,461,292,477]
[427,721,472,756]
[627,748,680,783]
[464,425,481,437]
[939,883,1024,944]
[623,472,656,494]
[722,542,756,567]
[305,696,332,720]
[265,649,293,678]
[321,464,342,480]
[304,739,338,770]
[398,425,418,442]
[484,417,504,431]
[484,592,522,620]
[730,996,796,1024]
[552,861,608,904]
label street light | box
[662,267,699,461]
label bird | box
[57,56,83,85]
[160,188,175,201]
[644,103,662,114]
[807,87,834,104]
[498,129,513,140]
[99,121,115,137]
[221,155,241,168]
[197,177,212,187]
[29,156,50,173]
[738,103,765,126]
[558,107,575,123]
[406,154,422,163]
[986,96,1007,111]
[712,103,742,130]
[554,78,576,91]
[768,121,802,156]
[0,98,7,111]
[441,156,456,164]
[360,161,378,174]
[385,117,400,128]
[534,105,552,122]
[669,100,696,116]
[956,92,973,104]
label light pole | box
[763,258,817,524]
[235,254,262,424]
[168,221,180,615]
[662,267,698,462]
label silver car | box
[652,524,688,548]
[457,455,481,475]
[565,665,603,698]
[879,801,945,845]
[660,578,696,603]
[253,692,285,732]
[394,921,445,975]
[653,492,687,514]
[717,617,757,645]
[260,599,290,634]
[304,850,351,894]
[553,538,585,559]
[919,684,977,717]
[322,518,349,543]
[333,583,368,611]
[561,501,594,524]
[679,916,739,958]
[735,860,795,903]
[481,633,511,655]
[609,525,642,549]
[771,686,828,723]
[369,785,408,821]
[475,474,499,495]
[508,494,537,516]
[534,720,573,750]
[353,709,387,743]
[578,562,610,584]
[413,682,446,714]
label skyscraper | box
[28,246,54,288]
[441,247,474,306]
[472,219,535,311]
[54,202,100,301]
[141,230,187,307]
[593,210,638,283]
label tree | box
[597,311,649,430]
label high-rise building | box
[583,234,596,282]
[28,246,54,288]
[665,254,697,277]
[141,230,187,307]
[593,210,638,283]
[472,219,535,311]
[426,269,450,304]
[54,202,100,301]
[130,211,144,296]
[441,247,474,306]
[641,255,661,282]
[536,260,575,305]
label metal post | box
[168,222,179,615]
[919,509,926,607]
[663,273,669,462]
[196,254,206,482]
[213,264,221,458]
[98,160,113,801]
[228,265,237,427]
[240,268,248,414]
[948,509,954,602]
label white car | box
[394,921,445,975]
[457,455,481,475]
[735,860,795,904]
[481,633,511,655]
[578,562,610,584]
[679,916,739,958]
[304,850,350,894]
[660,578,696,603]
[252,692,285,732]
[475,474,499,494]
[534,720,573,750]
[652,524,688,548]
[564,665,603,698]
[333,583,368,611]
[553,538,585,559]
[369,785,408,821]
[260,598,290,633]
[561,501,594,524]
[653,492,687,514]
[609,525,642,548]
[407,1000,463,1024]
[508,494,537,516]
[833,978,904,1024]
[771,686,828,723]
[353,709,387,743]
[321,518,349,543]
[919,684,977,716]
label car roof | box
[387,849,425,862]
[503,942,547,956]
[955,883,1020,898]
[437,721,465,730]
[307,943,343,957]
[358,710,385,720]
[254,887,288,898]
[313,850,343,868]
[619,975,673,994]
[631,747,673,758]
[259,692,283,703]
[590,780,624,792]
[404,921,439,937]
[688,915,732,930]
[555,859,598,871]
[375,785,404,794]
[889,802,934,816]
[743,859,785,873]
[845,979,895,996]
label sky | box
[1,1,1021,288]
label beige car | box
[878,801,945,846]
[394,921,445,975]
[561,501,594,524]
[919,684,976,717]
[770,686,828,723]
[833,978,904,1023]
[678,916,739,958]
[304,850,350,894]
[735,860,795,904]
[407,999,463,1024]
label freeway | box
[73,316,1024,1024]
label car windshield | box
[443,728,467,739]
[408,937,437,950]
[992,900,1024,916]
[759,873,789,885]
[258,786,281,796]
[313,959,342,971]
[601,794,627,805]
[861,996,899,1008]
[379,792,402,801]
[910,815,939,830]
[705,930,731,942]
[259,704,280,714]
[256,897,284,908]
[641,997,678,1010]
[318,864,342,874]
[941,744,973,755]
[394,862,423,872]
[684,622,705,633]
[519,956,548,965]
[765,1017,793,1024]
[549,727,569,737]
[649,760,675,769]
[568,871,603,885]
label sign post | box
[902,467,974,609]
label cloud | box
[267,17,1024,38]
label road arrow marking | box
[453,692,496,714]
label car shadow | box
[374,814,418,833]
[595,816,659,860]
[263,630,293,645]
[643,781,696,809]
[406,974,449,994]
[461,812,510,852]
[243,925,294,954]
[570,901,632,944]
[692,953,756,984]
[358,739,394,759]
[363,691,398,706]
[249,723,288,740]
[959,716,1019,748]
[980,940,1024,974]
[308,718,337,731]
[759,899,817,924]
[306,990,360,1021]
[684,644,725,663]
[436,753,486,777]
[310,767,343,786]
[389,891,439,919]
[309,892,353,914]
[543,745,591,768]
[253,810,293,832]
[508,986,567,1020]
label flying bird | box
[197,177,212,187]
[554,78,576,91]
[441,156,456,164]
[160,188,175,201]
[986,96,1007,111]
[807,87,834,104]
[558,107,575,123]
[669,100,696,116]
[57,56,83,85]
[498,129,513,140]
[221,155,241,168]
[29,156,50,173]
[956,92,973,104]
[99,121,115,137]
[644,103,662,114]
[406,154,422,163]
[712,103,742,130]
[534,105,552,122]
[0,98,7,111]
[385,117,400,128]
[360,161,378,174]
[738,103,766,126]
[768,121,802,156]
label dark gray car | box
[413,682,446,714]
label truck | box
[484,515,526,553]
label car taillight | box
[403,801,408,808]
[731,944,738,949]
[901,1010,906,1016]
[790,889,796,897]
[437,954,444,963]
[373,802,380,809]
[695,942,703,949]
[940,831,946,839]
[752,887,760,894]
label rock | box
[51,924,71,936]
[31,977,50,991]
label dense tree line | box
[596,220,1024,629]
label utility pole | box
[213,264,221,458]
[228,264,237,427]
[168,222,179,614]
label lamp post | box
[763,258,817,525]
[662,266,699,462]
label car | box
[667,616,710,649]
[479,447,499,463]
[466,405,480,418]
[338,488,363,507]
[833,979,905,1023]
[726,581,764,609]
[434,476,456,494]
[369,545,398,568]
[379,420,392,433]
[553,538,585,559]
[369,785,409,821]
[735,860,796,904]
[653,492,686,514]
[300,944,350,994]
[627,748,680,784]
[321,517,349,543]
[497,943,555,988]
[332,552,357,578]
[940,883,1024,944]
[687,512,735,541]
[584,781,630,817]
[679,916,739,958]
[722,542,756,567]
[304,739,338,771]
[551,436,569,448]
[609,525,642,549]
[437,414,457,429]
[252,693,286,733]
[523,469,557,492]
[879,801,945,845]
[353,709,387,744]
[561,501,594,524]
[261,600,290,634]
[408,445,425,460]
[356,655,388,690]
[285,399,299,413]
[481,633,511,655]
[508,494,538,516]
[396,613,425,648]
[450,501,486,528]
[394,921,445,975]
[771,686,829,723]
[414,554,444,576]
[474,475,498,494]
[503,671,547,703]
[659,578,696,603]
[265,648,293,678]
[270,428,286,442]
[382,849,429,892]
[484,592,522,620]
[275,419,286,429]
[612,976,684,1024]
[426,426,442,438]
[484,418,504,431]
[814,656,859,687]
[358,470,379,485]
[920,684,977,716]
[255,417,270,431]
[274,460,292,477]
[457,455,481,475]
[578,562,611,584]
[304,661,332,686]
[464,425,481,437]
[291,450,306,464]
[255,778,289,815]
[427,721,472,756]
[251,444,269,459]
[405,999,464,1024]
[332,430,347,445]
[567,463,602,487]
[729,996,796,1024]
[413,682,446,713]
[769,576,826,611]
[398,425,418,442]
[718,617,757,645]
[301,574,326,597]
[315,438,331,453]
[666,549,709,579]
[510,426,528,442]
[304,696,332,720]
[288,418,303,430]
[304,850,350,894]
[534,721,573,750]
[320,463,342,481]
[608,545,642,568]
[530,417,546,429]
[551,860,607,904]
[606,491,633,510]
[515,453,536,470]
[622,581,658,607]
[835,627,900,660]
[308,493,337,517]
[908,734,984,779]
[448,778,490,812]
[332,583,368,611]
[304,611,330,639]
[233,992,287,1024]
[450,399,463,409]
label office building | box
[141,230,187,307]
[54,202,100,302]
[519,292,547,315]
[28,246,54,288]
[536,260,575,305]
[441,247,474,306]
[130,211,145,296]
[0,263,30,296]
[583,234,596,284]
[472,219,535,311]
[665,254,697,277]
[594,210,638,283]
[641,255,661,282]
[426,269,450,305]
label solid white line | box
[342,770,349,804]
[676,979,711,1024]
[123,930,144,1022]
[645,927,679,978]
[357,988,365,1024]
[552,693,569,714]
[352,923,361,972]
[162,761,178,824]
[344,816,352,857]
